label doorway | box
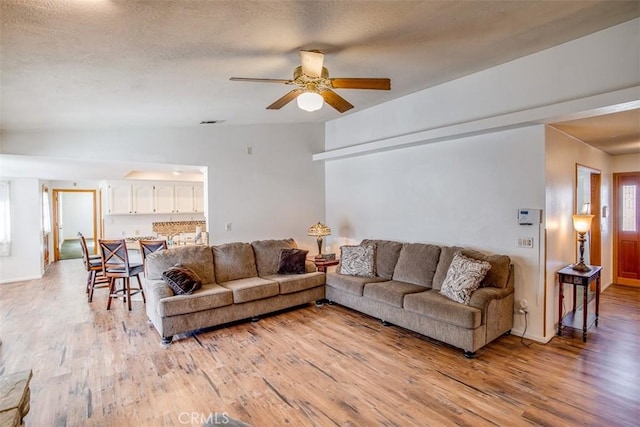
[52,189,98,261]
[613,172,640,287]
[576,164,601,266]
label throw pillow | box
[162,264,203,295]
[277,248,309,274]
[440,252,491,305]
[339,245,376,277]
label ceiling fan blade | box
[330,78,391,90]
[321,90,354,113]
[300,50,325,78]
[230,77,293,84]
[267,88,305,110]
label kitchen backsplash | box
[152,220,206,236]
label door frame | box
[52,189,99,261]
[613,172,640,287]
[575,164,601,266]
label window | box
[0,181,10,256]
[622,184,637,232]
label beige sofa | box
[143,239,325,346]
[326,240,514,358]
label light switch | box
[225,222,232,231]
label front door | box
[614,172,640,286]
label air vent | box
[199,120,224,125]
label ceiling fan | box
[230,50,391,113]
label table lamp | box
[307,222,331,259]
[572,214,594,272]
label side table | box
[310,258,339,273]
[557,265,602,342]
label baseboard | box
[0,274,43,284]
[509,328,552,343]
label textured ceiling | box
[2,0,639,132]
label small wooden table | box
[557,265,602,342]
[0,370,32,426]
[310,258,339,273]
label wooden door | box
[614,172,640,286]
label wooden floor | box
[0,260,638,427]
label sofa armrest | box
[468,286,513,310]
[305,260,317,273]
[144,278,175,302]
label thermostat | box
[518,208,541,225]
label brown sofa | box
[325,240,514,357]
[143,239,325,346]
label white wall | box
[612,153,640,173]
[60,192,94,240]
[0,178,43,283]
[1,123,326,281]
[325,125,547,339]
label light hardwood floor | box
[0,260,638,426]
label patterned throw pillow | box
[277,248,308,274]
[162,265,202,295]
[339,245,376,277]
[440,252,491,305]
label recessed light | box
[172,171,181,176]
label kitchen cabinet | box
[107,183,132,214]
[104,181,204,215]
[132,183,155,214]
[154,184,175,214]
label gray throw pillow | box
[440,252,491,305]
[339,245,376,277]
[277,248,308,274]
[162,265,202,295]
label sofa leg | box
[463,351,476,359]
[327,300,336,306]
[381,320,391,326]
[161,336,173,348]
[315,299,324,307]
[251,316,260,323]
[503,330,511,336]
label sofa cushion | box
[251,238,297,276]
[432,246,463,290]
[157,283,234,317]
[213,242,258,283]
[361,239,403,280]
[326,272,387,296]
[265,272,325,294]
[363,280,427,308]
[404,290,482,329]
[461,249,511,289]
[162,265,202,295]
[434,246,510,289]
[219,277,279,303]
[392,243,441,287]
[339,244,376,277]
[145,245,216,284]
[277,248,308,274]
[440,253,491,305]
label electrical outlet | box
[225,222,232,231]
[518,299,528,314]
[517,237,534,248]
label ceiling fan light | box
[296,92,323,112]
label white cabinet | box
[194,184,205,213]
[174,184,195,213]
[154,184,175,214]
[105,181,204,215]
[107,183,132,214]
[132,183,155,214]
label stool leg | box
[136,275,145,303]
[88,271,96,302]
[106,277,116,310]
[126,277,132,311]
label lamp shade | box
[307,222,331,237]
[297,92,323,112]
[572,214,594,234]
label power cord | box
[520,309,533,347]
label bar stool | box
[80,234,109,302]
[99,239,145,311]
[139,239,168,275]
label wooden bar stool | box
[80,234,109,302]
[139,239,168,275]
[99,239,145,311]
